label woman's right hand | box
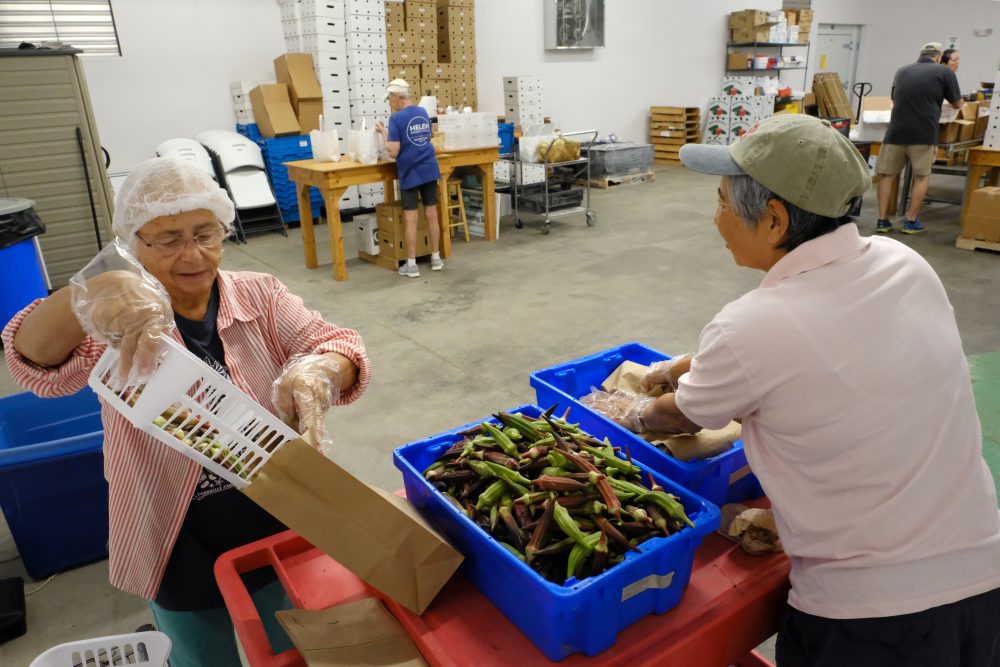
[70,264,173,386]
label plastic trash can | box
[0,388,107,579]
[0,198,48,329]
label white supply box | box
[300,0,345,19]
[358,183,384,208]
[348,65,387,86]
[347,48,388,70]
[312,51,347,70]
[345,13,385,34]
[235,108,255,124]
[231,80,254,95]
[349,81,388,100]
[340,187,359,209]
[285,35,302,53]
[345,0,385,16]
[316,66,349,91]
[302,32,348,52]
[282,18,300,38]
[280,1,301,21]
[349,98,390,119]
[357,215,379,254]
[493,160,511,182]
[503,76,542,93]
[300,14,346,36]
[505,90,543,107]
[516,163,546,185]
[345,30,386,50]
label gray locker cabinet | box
[0,48,114,288]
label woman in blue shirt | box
[376,79,443,278]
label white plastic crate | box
[31,631,171,667]
[347,48,388,70]
[345,30,386,50]
[89,337,299,489]
[301,14,346,35]
[348,81,388,100]
[345,13,385,34]
[302,32,348,52]
[345,0,384,16]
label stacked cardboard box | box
[959,186,1000,246]
[702,79,775,146]
[345,0,390,208]
[504,75,543,127]
[275,53,323,134]
[385,0,442,108]
[728,9,779,44]
[649,106,699,167]
[786,9,813,43]
[231,81,256,125]
[374,202,432,262]
[812,72,852,119]
[436,0,476,108]
[250,83,301,137]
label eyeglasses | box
[135,224,227,256]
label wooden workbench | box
[285,145,500,281]
[957,146,1000,251]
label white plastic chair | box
[30,631,171,667]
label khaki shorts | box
[875,144,935,177]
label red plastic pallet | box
[216,510,789,666]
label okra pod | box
[503,426,523,442]
[532,535,575,557]
[498,541,526,561]
[552,501,590,547]
[587,470,623,517]
[591,530,609,572]
[499,505,527,548]
[635,491,694,528]
[540,466,570,477]
[476,480,507,511]
[484,461,532,487]
[580,444,641,475]
[496,412,542,441]
[531,475,588,492]
[547,450,571,469]
[483,422,520,457]
[525,497,556,562]
[555,493,600,508]
[594,516,639,552]
[566,531,602,580]
[468,459,496,480]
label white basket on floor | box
[88,336,299,489]
[30,631,172,667]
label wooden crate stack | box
[650,106,700,167]
[436,0,476,109]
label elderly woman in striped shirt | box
[2,158,372,666]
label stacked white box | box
[344,0,387,118]
[230,81,255,125]
[358,183,384,208]
[503,75,544,127]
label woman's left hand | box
[272,354,345,454]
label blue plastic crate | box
[498,123,515,155]
[0,388,108,579]
[530,343,763,507]
[235,123,264,146]
[260,135,325,214]
[0,239,48,331]
[393,404,720,661]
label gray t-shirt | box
[884,57,962,146]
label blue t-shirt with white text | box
[388,105,441,190]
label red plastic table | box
[216,519,790,666]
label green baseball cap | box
[679,115,871,218]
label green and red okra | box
[423,408,696,584]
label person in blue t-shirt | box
[376,79,443,278]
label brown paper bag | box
[243,438,463,615]
[718,503,783,555]
[275,598,428,667]
[601,360,665,397]
[647,421,743,462]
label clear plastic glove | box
[69,241,174,387]
[272,354,343,455]
[640,353,694,395]
[581,388,654,435]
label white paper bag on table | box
[348,118,380,165]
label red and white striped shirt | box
[2,270,371,600]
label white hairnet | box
[112,157,235,245]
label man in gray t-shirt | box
[874,42,963,235]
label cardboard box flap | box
[275,53,323,106]
[243,439,463,615]
[275,599,428,667]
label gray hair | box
[725,175,856,251]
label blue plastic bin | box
[498,123,515,154]
[0,388,108,579]
[0,238,48,330]
[394,404,720,661]
[530,343,763,507]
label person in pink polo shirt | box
[592,115,1000,666]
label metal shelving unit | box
[512,130,599,235]
[726,42,811,88]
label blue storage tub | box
[0,239,48,330]
[530,342,763,507]
[394,404,720,661]
[498,123,515,155]
[0,388,108,579]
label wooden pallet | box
[955,236,1000,253]
[577,171,656,189]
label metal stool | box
[445,179,470,242]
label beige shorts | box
[875,144,935,177]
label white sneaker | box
[430,256,444,271]
[398,263,420,278]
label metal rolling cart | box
[514,129,598,235]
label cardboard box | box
[242,438,462,615]
[960,102,980,122]
[420,78,453,105]
[438,46,476,64]
[960,186,1000,243]
[727,52,751,70]
[423,62,454,79]
[439,33,475,50]
[437,4,474,22]
[387,46,419,65]
[384,1,405,31]
[855,96,892,143]
[729,10,773,29]
[357,215,379,255]
[437,0,474,6]
[722,76,756,96]
[409,16,438,36]
[975,113,990,139]
[250,84,301,137]
[376,202,433,258]
[297,99,323,134]
[405,0,437,22]
[389,64,422,82]
[942,119,976,143]
[274,53,323,110]
[438,15,475,35]
[451,63,476,79]
[731,26,771,43]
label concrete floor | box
[1,166,997,664]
